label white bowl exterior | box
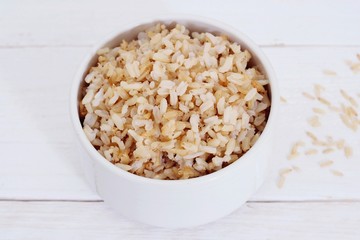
[77,135,271,228]
[71,15,278,228]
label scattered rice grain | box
[322,69,337,76]
[318,97,331,106]
[307,115,321,128]
[314,84,325,98]
[312,107,326,115]
[305,149,318,155]
[277,168,293,188]
[344,146,353,159]
[322,148,335,154]
[302,92,316,100]
[280,96,287,103]
[340,89,358,108]
[319,160,334,167]
[331,169,344,177]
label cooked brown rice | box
[79,23,270,179]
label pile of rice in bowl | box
[79,23,271,180]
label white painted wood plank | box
[1,201,359,240]
[253,46,360,200]
[0,143,100,201]
[263,46,360,79]
[0,47,100,201]
[1,0,360,47]
[0,46,359,201]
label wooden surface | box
[1,0,360,239]
[1,201,360,239]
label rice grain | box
[331,170,344,177]
[319,160,334,167]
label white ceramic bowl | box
[70,15,278,228]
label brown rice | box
[79,23,270,179]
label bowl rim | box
[70,14,279,185]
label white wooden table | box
[1,1,360,239]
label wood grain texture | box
[1,201,359,240]
[1,1,360,237]
[1,0,360,47]
[1,47,359,201]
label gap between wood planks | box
[1,199,360,203]
[0,44,92,49]
[2,44,360,49]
